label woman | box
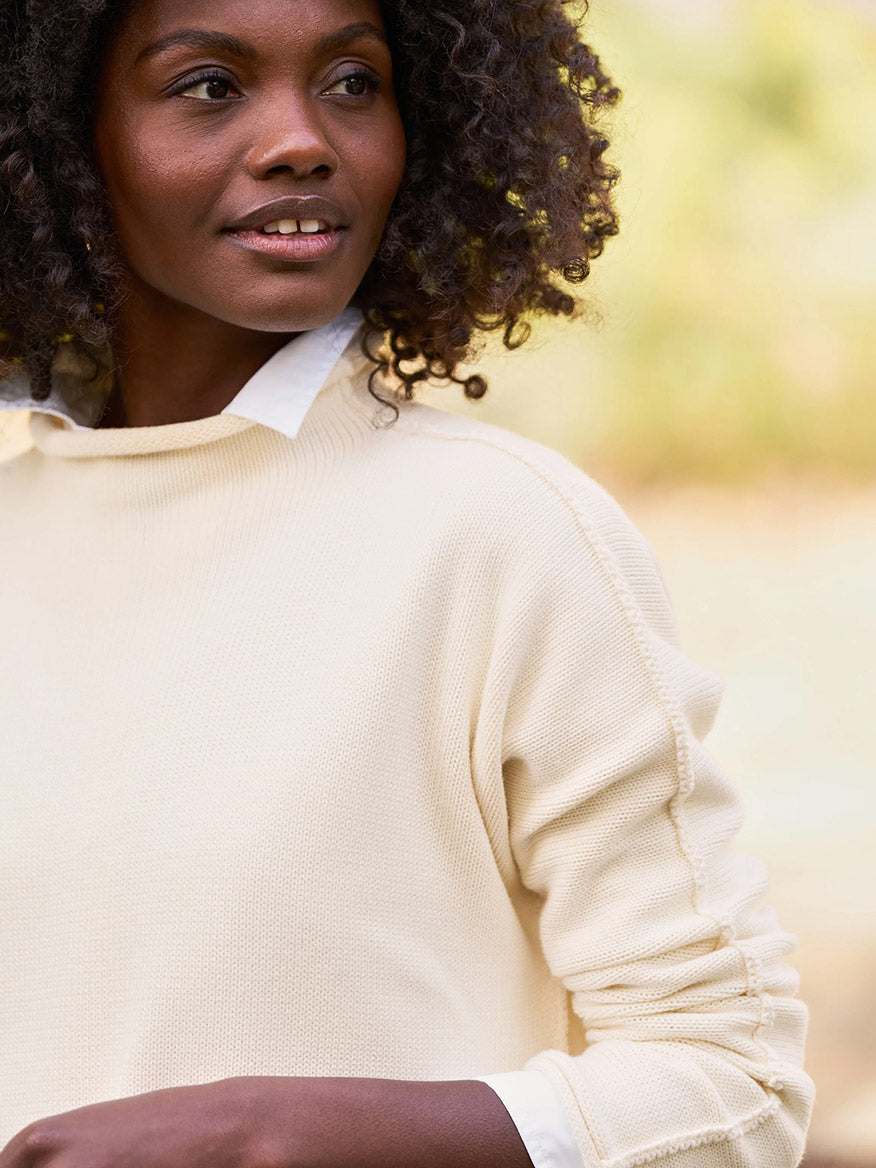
[0,1,814,1166]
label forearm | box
[232,1075,535,1168]
[0,1075,534,1168]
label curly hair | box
[0,0,620,406]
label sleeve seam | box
[604,1094,783,1168]
[541,1049,784,1168]
[385,419,782,1082]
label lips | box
[227,228,345,263]
[225,195,348,234]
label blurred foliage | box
[444,0,876,486]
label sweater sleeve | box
[482,463,815,1168]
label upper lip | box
[225,195,347,233]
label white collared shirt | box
[0,307,583,1168]
[0,308,364,439]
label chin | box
[215,296,355,335]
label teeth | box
[258,218,328,236]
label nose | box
[244,95,339,180]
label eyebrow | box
[135,21,388,68]
[316,21,387,56]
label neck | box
[101,286,295,429]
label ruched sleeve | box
[481,460,814,1168]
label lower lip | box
[225,228,345,262]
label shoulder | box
[384,403,728,736]
[388,395,669,601]
[339,363,682,646]
[359,385,622,531]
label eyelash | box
[169,68,382,102]
[331,68,382,98]
[169,70,239,100]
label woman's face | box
[92,0,406,334]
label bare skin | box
[92,0,405,427]
[0,1078,533,1168]
[0,0,535,1164]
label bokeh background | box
[429,0,876,1163]
[1,0,873,1162]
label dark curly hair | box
[0,0,620,406]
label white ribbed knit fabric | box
[0,339,814,1166]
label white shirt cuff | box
[477,1069,585,1168]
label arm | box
[473,459,815,1168]
[0,1077,534,1168]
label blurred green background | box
[444,0,876,489]
[430,1,876,1163]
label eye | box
[172,71,241,101]
[323,69,381,99]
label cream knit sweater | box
[0,343,814,1166]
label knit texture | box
[0,346,814,1165]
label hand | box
[0,1079,255,1168]
[0,1076,534,1168]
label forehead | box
[108,0,388,58]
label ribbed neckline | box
[28,410,259,459]
[22,332,389,461]
[22,345,401,462]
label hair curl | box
[0,0,619,406]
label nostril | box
[264,161,334,178]
[247,136,340,181]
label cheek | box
[96,119,222,264]
[361,119,407,237]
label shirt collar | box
[0,307,364,440]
